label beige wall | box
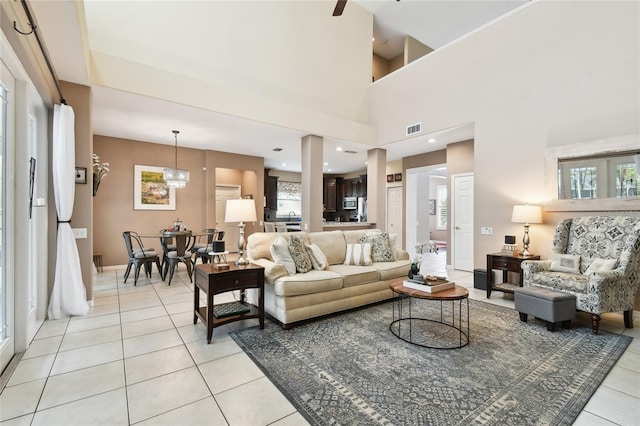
[372,53,390,82]
[371,1,639,268]
[94,136,264,266]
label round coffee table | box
[389,281,469,349]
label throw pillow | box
[288,235,313,273]
[306,243,328,271]
[344,243,373,266]
[585,258,618,274]
[549,253,581,274]
[270,236,296,275]
[359,232,393,262]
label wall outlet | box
[480,227,493,235]
[72,228,87,239]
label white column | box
[301,135,324,232]
[367,148,387,230]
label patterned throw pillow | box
[549,253,581,274]
[359,233,393,262]
[306,243,328,270]
[288,235,313,273]
[344,243,372,266]
[270,236,296,275]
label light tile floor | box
[0,254,638,425]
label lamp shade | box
[511,205,542,224]
[225,199,257,223]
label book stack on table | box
[403,277,454,293]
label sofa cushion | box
[359,232,394,262]
[270,236,296,275]
[308,231,347,265]
[549,253,581,274]
[273,270,344,297]
[247,232,309,261]
[530,271,589,294]
[344,243,372,266]
[289,235,312,273]
[306,243,328,271]
[584,258,618,274]
[327,264,379,287]
[343,229,371,244]
[374,259,411,281]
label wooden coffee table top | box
[390,280,469,301]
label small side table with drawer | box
[486,252,540,298]
[194,262,265,343]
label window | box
[436,185,447,230]
[276,181,301,218]
[568,166,597,199]
[557,150,639,200]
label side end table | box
[486,252,540,298]
[194,263,265,343]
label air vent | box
[344,150,357,154]
[406,122,422,136]
[272,147,283,152]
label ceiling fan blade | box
[333,0,347,16]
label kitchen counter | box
[322,222,375,231]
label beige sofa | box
[246,229,410,328]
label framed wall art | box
[75,167,87,184]
[387,174,394,183]
[134,164,176,210]
[394,173,402,182]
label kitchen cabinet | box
[264,172,278,211]
[324,178,337,212]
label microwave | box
[343,197,357,210]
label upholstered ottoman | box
[514,286,576,332]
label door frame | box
[405,163,446,259]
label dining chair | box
[194,230,226,264]
[160,233,196,285]
[275,223,288,232]
[192,229,216,265]
[123,231,162,285]
[264,222,276,232]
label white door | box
[386,186,403,250]
[452,173,474,271]
[215,185,241,252]
[0,60,15,372]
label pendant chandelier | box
[163,130,189,188]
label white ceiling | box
[30,0,526,174]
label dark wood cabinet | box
[324,178,337,212]
[265,174,278,211]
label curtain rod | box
[13,0,66,105]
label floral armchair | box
[521,216,640,334]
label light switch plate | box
[72,228,87,239]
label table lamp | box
[225,199,257,265]
[511,204,542,256]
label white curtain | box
[47,104,89,319]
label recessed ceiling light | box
[372,37,375,42]
[336,147,343,151]
[324,162,329,166]
[282,163,286,166]
[328,168,332,172]
[428,138,436,143]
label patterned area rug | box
[230,298,632,426]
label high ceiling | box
[30,0,527,174]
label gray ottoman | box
[514,286,576,332]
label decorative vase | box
[93,173,100,196]
[408,262,420,279]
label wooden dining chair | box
[123,231,162,285]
